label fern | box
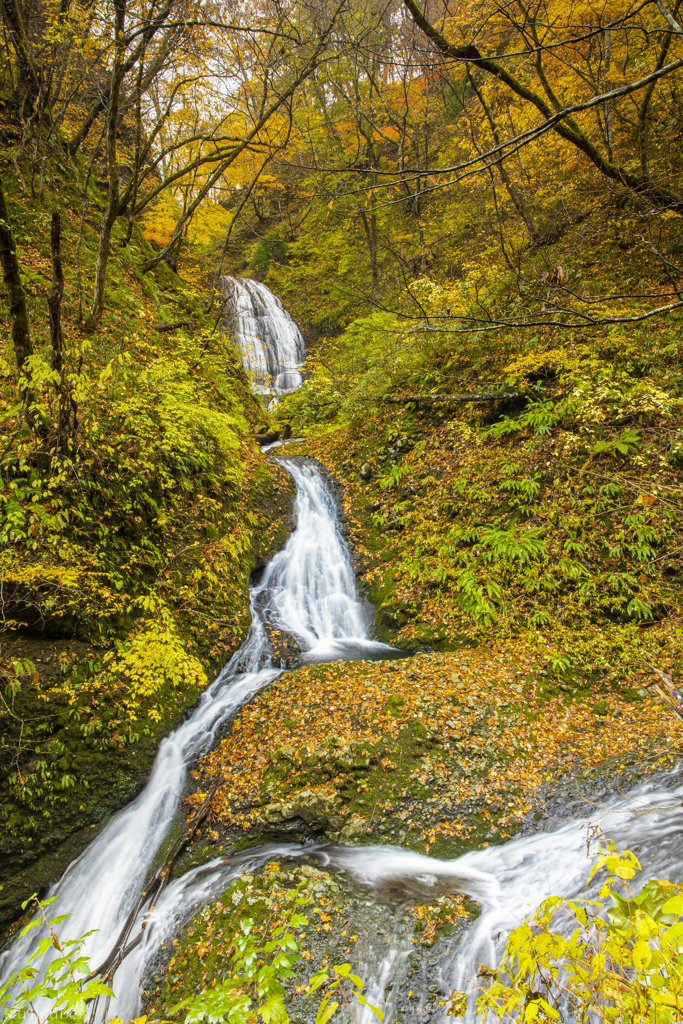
[378,464,409,490]
[453,569,502,625]
[480,527,547,564]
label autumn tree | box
[401,0,683,212]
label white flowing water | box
[437,773,683,1021]
[219,277,305,398]
[109,772,683,1022]
[0,459,397,1010]
[2,278,681,1024]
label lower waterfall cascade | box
[1,281,681,1024]
[0,457,399,1013]
[115,773,683,1024]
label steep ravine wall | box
[0,459,295,934]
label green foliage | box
[172,888,309,1024]
[308,963,382,1024]
[469,844,683,1023]
[594,430,641,458]
[280,312,434,428]
[479,528,547,565]
[55,611,208,735]
[378,464,410,490]
[0,896,113,1024]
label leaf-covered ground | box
[185,649,682,863]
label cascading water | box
[219,277,305,399]
[2,278,681,1024]
[0,459,398,1010]
[257,460,399,665]
[88,773,683,1022]
[113,773,683,1023]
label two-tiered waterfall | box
[2,278,681,1024]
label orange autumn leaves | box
[192,648,683,852]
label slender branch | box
[380,391,523,403]
[400,0,683,212]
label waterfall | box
[0,459,398,1012]
[107,773,683,1022]
[219,276,305,399]
[2,278,680,1024]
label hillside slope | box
[0,143,295,929]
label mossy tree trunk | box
[48,211,64,375]
[83,0,127,333]
[0,171,32,371]
[48,210,76,452]
[0,0,40,119]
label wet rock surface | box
[143,858,472,1024]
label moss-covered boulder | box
[142,858,472,1023]
[181,649,683,870]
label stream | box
[1,280,682,1023]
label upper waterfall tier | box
[219,276,305,398]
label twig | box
[644,664,683,722]
[380,391,523,405]
[86,774,223,988]
[152,319,193,333]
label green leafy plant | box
[307,963,383,1024]
[479,528,547,565]
[594,430,642,458]
[0,895,114,1024]
[461,843,683,1023]
[171,890,309,1024]
[378,464,410,490]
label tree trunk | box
[0,171,32,370]
[48,211,64,374]
[0,0,40,118]
[83,0,127,333]
[48,211,78,453]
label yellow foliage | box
[101,612,207,708]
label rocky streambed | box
[138,646,683,1019]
